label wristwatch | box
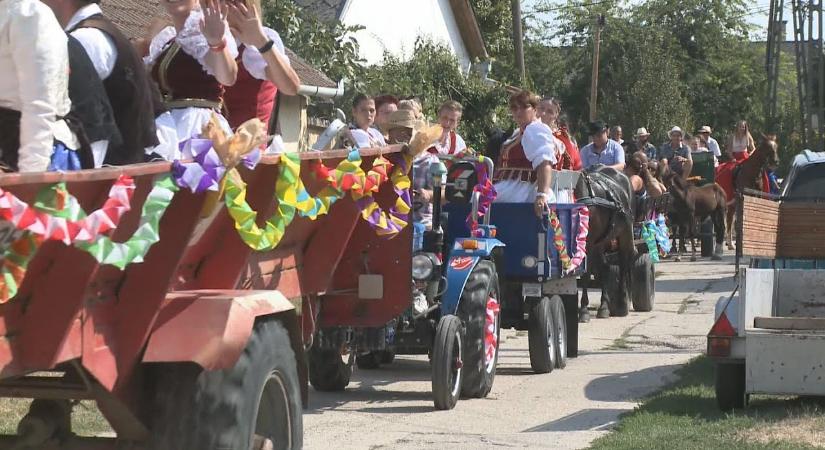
[257,39,275,54]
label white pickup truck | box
[708,150,825,411]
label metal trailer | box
[709,151,825,410]
[0,145,413,449]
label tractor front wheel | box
[432,315,464,410]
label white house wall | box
[339,0,472,71]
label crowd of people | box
[1,0,299,172]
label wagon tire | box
[562,294,580,358]
[715,362,748,411]
[631,253,656,312]
[432,315,464,410]
[458,260,500,398]
[528,296,557,374]
[549,296,567,369]
[379,350,396,364]
[309,347,352,392]
[148,317,303,450]
[356,352,381,370]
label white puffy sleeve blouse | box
[522,120,560,169]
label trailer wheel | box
[149,317,302,450]
[432,315,464,410]
[549,296,567,369]
[355,352,381,370]
[631,253,656,312]
[715,362,748,411]
[309,347,353,392]
[562,294,580,358]
[528,296,557,374]
[458,260,500,398]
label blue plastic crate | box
[444,202,586,279]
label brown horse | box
[663,170,727,261]
[574,167,636,322]
[723,136,779,249]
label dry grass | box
[0,398,112,437]
[742,415,825,448]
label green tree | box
[261,0,365,83]
[360,40,509,152]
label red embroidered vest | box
[427,131,458,155]
[493,134,536,182]
[553,127,583,171]
[224,47,278,130]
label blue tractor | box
[385,155,505,410]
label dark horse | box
[663,169,727,261]
[574,167,636,322]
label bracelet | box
[208,38,227,52]
[535,192,548,200]
[257,39,275,54]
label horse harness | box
[576,169,633,249]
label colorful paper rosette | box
[467,161,497,233]
[0,234,42,303]
[565,206,590,275]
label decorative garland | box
[550,205,590,276]
[353,153,411,239]
[75,175,179,269]
[0,234,41,303]
[0,175,135,244]
[467,161,497,233]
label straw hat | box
[668,126,684,137]
[634,127,650,137]
[385,109,424,131]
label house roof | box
[100,0,337,89]
[295,0,489,60]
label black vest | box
[70,14,160,165]
[67,34,122,155]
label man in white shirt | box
[43,0,160,166]
[696,125,721,161]
[0,0,79,172]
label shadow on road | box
[583,362,684,402]
[655,278,733,294]
[522,408,627,432]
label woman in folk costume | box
[493,90,559,215]
[537,97,582,171]
[335,94,386,149]
[427,100,468,156]
[144,0,238,160]
[225,0,299,152]
[0,0,82,172]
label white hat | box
[696,125,712,134]
[634,127,650,137]
[668,126,683,137]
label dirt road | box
[304,257,737,450]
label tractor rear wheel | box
[309,346,352,392]
[149,317,303,450]
[458,260,500,398]
[528,296,557,374]
[432,315,464,410]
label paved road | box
[304,257,738,450]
